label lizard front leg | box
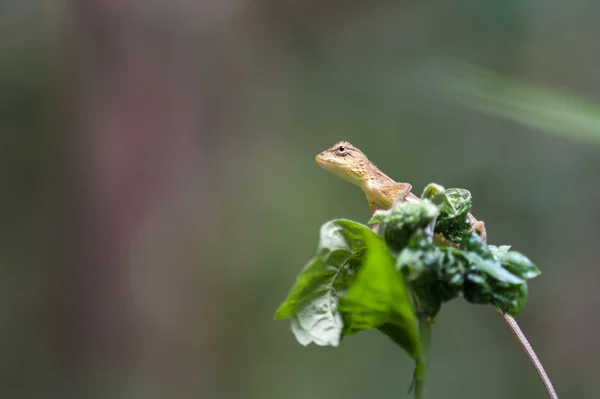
[369,201,378,214]
[467,213,487,242]
[368,183,412,214]
[383,182,413,207]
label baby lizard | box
[315,140,487,242]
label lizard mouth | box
[315,156,345,180]
[315,153,334,169]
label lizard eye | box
[334,144,349,156]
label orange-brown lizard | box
[315,140,487,242]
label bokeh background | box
[2,1,599,398]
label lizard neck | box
[359,162,397,190]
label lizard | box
[314,141,559,399]
[315,140,487,242]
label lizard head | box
[315,141,370,185]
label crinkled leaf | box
[462,264,531,315]
[435,188,472,242]
[275,253,345,346]
[420,183,445,201]
[463,270,493,304]
[274,219,375,346]
[463,252,524,285]
[460,234,533,314]
[369,200,439,254]
[396,230,533,316]
[491,283,529,315]
[339,233,420,359]
[493,249,541,280]
[488,245,511,259]
[435,249,466,302]
[460,233,524,284]
[396,232,466,317]
[290,317,317,346]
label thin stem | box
[414,314,431,399]
[495,307,558,399]
[413,360,426,399]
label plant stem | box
[414,314,431,399]
[495,308,558,399]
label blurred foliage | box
[441,60,600,146]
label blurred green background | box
[2,1,599,398]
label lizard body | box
[315,140,487,241]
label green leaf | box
[420,183,445,201]
[491,283,529,315]
[463,270,494,305]
[463,252,524,285]
[396,232,467,317]
[460,233,524,284]
[394,230,533,316]
[274,219,377,347]
[489,246,541,280]
[459,234,534,314]
[369,199,439,254]
[488,245,511,259]
[440,188,472,217]
[435,188,472,243]
[339,233,420,359]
